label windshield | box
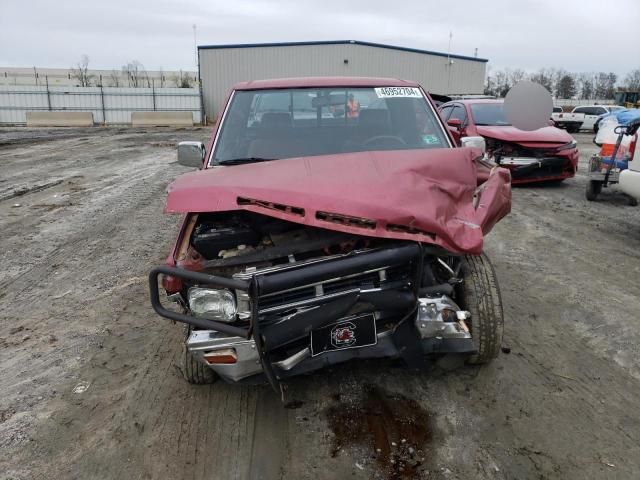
[470,103,511,126]
[211,87,449,164]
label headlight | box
[557,140,577,151]
[188,287,236,322]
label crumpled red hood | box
[477,125,572,144]
[166,148,511,254]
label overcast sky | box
[1,0,638,77]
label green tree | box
[557,75,577,99]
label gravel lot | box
[1,128,639,480]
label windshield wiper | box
[218,157,275,165]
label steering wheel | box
[361,135,407,148]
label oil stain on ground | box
[326,384,432,479]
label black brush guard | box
[149,244,423,390]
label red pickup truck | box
[149,77,511,390]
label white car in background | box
[571,105,625,131]
[555,105,625,132]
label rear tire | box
[585,180,602,201]
[181,325,217,384]
[628,196,639,207]
[458,254,504,364]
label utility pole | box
[447,31,453,93]
[193,24,198,70]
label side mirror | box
[177,141,206,168]
[460,136,486,153]
[447,118,462,129]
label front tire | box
[181,325,217,384]
[586,180,602,201]
[458,254,504,364]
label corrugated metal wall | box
[199,43,486,118]
[0,85,202,124]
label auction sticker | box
[375,87,422,98]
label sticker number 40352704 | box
[374,87,422,98]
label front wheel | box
[585,180,602,201]
[181,325,217,384]
[458,254,504,364]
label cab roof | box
[233,76,420,90]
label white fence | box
[554,98,615,107]
[0,85,202,125]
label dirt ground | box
[1,127,639,480]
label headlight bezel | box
[556,140,577,152]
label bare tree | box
[529,68,554,93]
[623,68,640,91]
[122,60,149,88]
[509,68,527,85]
[483,65,495,96]
[495,70,510,97]
[483,67,508,97]
[484,66,528,97]
[172,70,194,88]
[593,72,617,99]
[551,69,568,97]
[143,70,151,88]
[108,70,120,87]
[606,72,617,99]
[575,73,593,99]
[484,66,636,100]
[71,54,93,87]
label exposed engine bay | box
[149,210,487,386]
[186,210,462,294]
[484,137,575,180]
[191,211,370,264]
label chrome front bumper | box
[186,294,474,383]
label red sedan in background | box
[439,99,579,184]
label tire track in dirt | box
[3,131,640,480]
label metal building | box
[197,40,488,120]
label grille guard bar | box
[149,243,425,391]
[149,266,251,338]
